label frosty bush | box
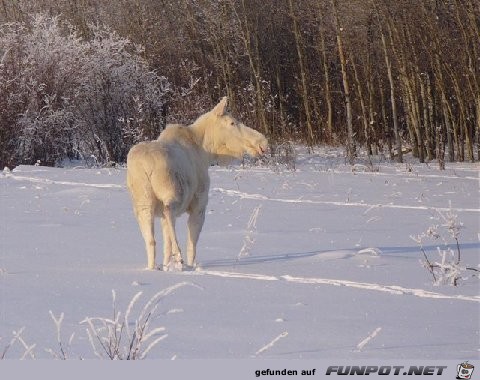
[1,282,198,359]
[0,14,170,167]
[411,206,479,286]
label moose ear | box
[212,97,228,116]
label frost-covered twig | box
[419,246,437,283]
[1,328,36,360]
[80,282,200,359]
[46,310,73,360]
[254,331,288,356]
[238,204,262,259]
[0,47,10,65]
[17,334,36,360]
[355,327,382,352]
[124,291,143,345]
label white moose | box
[127,97,268,270]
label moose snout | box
[246,142,268,158]
[258,144,268,155]
[258,138,269,156]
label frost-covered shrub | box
[411,206,479,286]
[75,25,170,163]
[0,14,170,167]
[1,282,198,359]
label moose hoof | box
[183,262,198,271]
[145,264,161,271]
[162,257,184,272]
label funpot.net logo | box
[325,365,448,376]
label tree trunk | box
[351,54,371,157]
[436,125,446,170]
[380,29,402,162]
[441,91,455,162]
[275,68,288,138]
[319,21,333,141]
[233,0,269,136]
[420,76,434,160]
[477,95,480,160]
[379,80,393,159]
[332,0,355,164]
[288,0,314,146]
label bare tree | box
[332,0,355,164]
[0,0,478,167]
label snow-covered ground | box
[1,148,479,359]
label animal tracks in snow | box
[212,187,480,213]
[183,269,480,303]
[4,172,124,189]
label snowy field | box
[1,148,479,359]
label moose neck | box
[189,114,218,167]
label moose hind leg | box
[186,208,205,268]
[160,215,173,269]
[163,204,183,270]
[135,205,156,270]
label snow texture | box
[0,147,479,359]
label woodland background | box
[0,0,479,167]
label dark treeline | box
[1,0,479,167]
